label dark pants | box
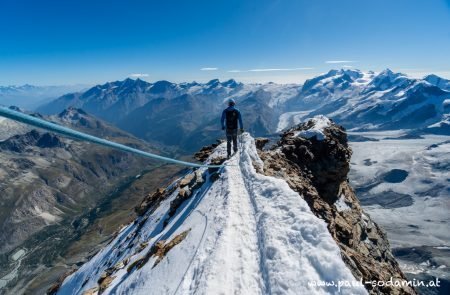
[226,128,238,156]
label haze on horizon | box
[1,0,449,86]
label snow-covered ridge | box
[278,69,450,133]
[57,133,366,295]
[294,115,331,140]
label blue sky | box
[1,0,449,85]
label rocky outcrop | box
[126,229,190,272]
[257,118,415,294]
[193,140,223,162]
[135,188,169,216]
[0,129,64,152]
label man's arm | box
[238,110,243,129]
[221,110,226,129]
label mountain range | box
[0,84,88,110]
[37,69,450,153]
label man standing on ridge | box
[221,99,244,159]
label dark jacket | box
[221,106,243,130]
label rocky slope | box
[0,108,175,293]
[54,118,415,294]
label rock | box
[208,157,226,174]
[254,137,269,150]
[36,133,64,148]
[279,118,351,203]
[152,229,190,267]
[135,188,167,216]
[11,158,35,169]
[166,188,192,220]
[179,173,196,187]
[0,130,64,153]
[258,118,416,295]
[46,268,77,295]
[126,230,190,272]
[98,274,116,293]
[194,140,223,161]
[83,287,99,295]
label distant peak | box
[222,79,239,87]
[423,73,444,81]
[376,68,405,80]
[324,69,362,80]
[8,105,23,112]
[206,79,220,86]
[58,107,87,118]
[150,80,175,93]
[122,77,135,85]
[326,69,339,76]
[152,80,173,87]
[338,68,363,79]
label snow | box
[0,116,30,141]
[259,83,300,107]
[277,111,312,132]
[348,132,450,248]
[335,195,351,212]
[32,205,61,224]
[294,115,331,140]
[435,246,450,250]
[58,134,366,295]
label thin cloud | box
[129,73,149,78]
[249,67,313,72]
[325,60,356,64]
[342,65,354,68]
[200,67,219,71]
[228,67,313,73]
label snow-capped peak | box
[424,74,450,91]
[366,68,409,91]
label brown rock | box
[254,137,269,150]
[257,118,416,294]
[126,230,190,272]
[83,287,99,295]
[98,275,116,293]
[179,173,195,187]
[135,188,167,216]
[194,140,223,161]
[153,230,190,267]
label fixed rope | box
[0,106,223,168]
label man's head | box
[228,99,236,107]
